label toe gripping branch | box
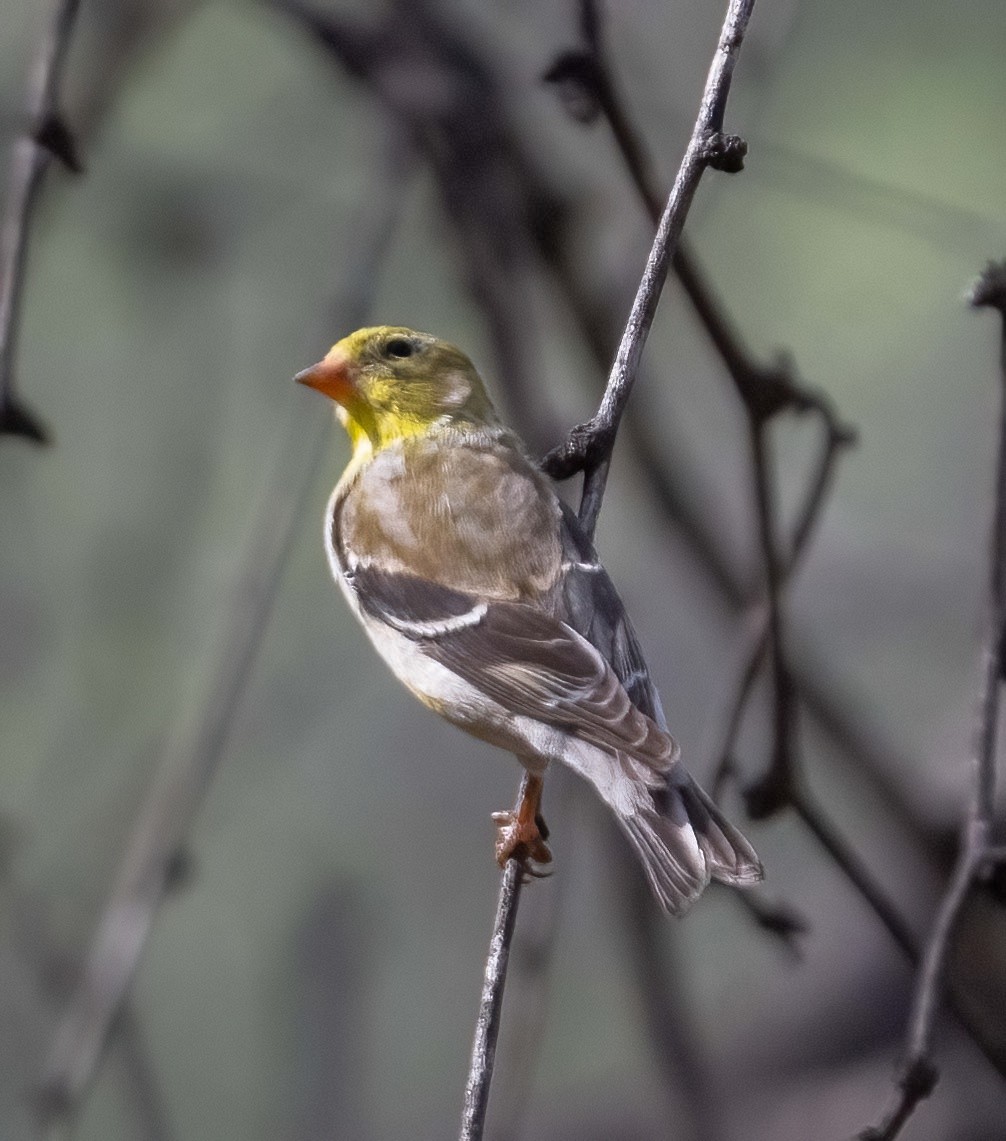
[492,774,552,879]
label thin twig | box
[552,1,859,809]
[538,5,947,884]
[0,0,84,444]
[35,130,415,1132]
[485,837,564,1141]
[569,294,932,854]
[858,262,1006,1141]
[535,105,1005,1072]
[709,383,853,798]
[542,0,757,540]
[460,779,528,1141]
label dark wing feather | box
[555,503,667,727]
[349,564,480,633]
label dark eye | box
[385,337,414,359]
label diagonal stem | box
[460,779,528,1141]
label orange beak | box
[295,347,357,406]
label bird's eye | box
[384,338,414,359]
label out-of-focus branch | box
[544,3,940,989]
[0,0,84,444]
[541,0,758,541]
[859,262,1006,1141]
[743,419,798,810]
[35,129,416,1132]
[793,784,919,967]
[577,308,933,858]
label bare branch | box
[460,785,527,1141]
[0,0,84,444]
[793,785,919,967]
[542,0,758,540]
[859,261,1006,1141]
[858,264,1006,1134]
[547,7,879,985]
[741,419,798,815]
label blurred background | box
[2,0,1006,1138]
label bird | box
[296,325,761,913]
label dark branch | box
[538,23,1006,1078]
[0,0,84,445]
[729,887,810,959]
[859,261,1006,1141]
[794,785,919,967]
[741,420,798,818]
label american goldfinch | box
[296,326,761,913]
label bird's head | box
[296,326,499,453]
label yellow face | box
[296,326,499,452]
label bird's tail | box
[617,774,762,915]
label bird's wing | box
[554,502,668,729]
[349,563,677,774]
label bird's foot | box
[491,808,552,877]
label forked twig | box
[858,261,1006,1141]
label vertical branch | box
[0,0,84,444]
[743,420,797,813]
[859,262,1006,1141]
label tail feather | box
[676,779,763,886]
[620,776,762,915]
[620,812,707,913]
[563,738,762,914]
